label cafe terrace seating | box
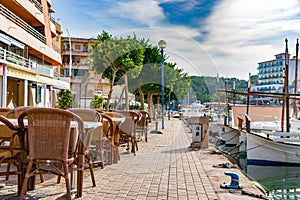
[67,109,99,186]
[2,107,38,182]
[136,110,150,143]
[98,113,114,165]
[0,115,23,192]
[18,108,80,200]
[100,111,125,163]
[115,110,140,156]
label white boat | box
[247,129,300,166]
[245,117,300,166]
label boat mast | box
[246,73,251,115]
[284,39,290,132]
[293,39,299,119]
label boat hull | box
[247,132,300,166]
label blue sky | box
[51,0,300,79]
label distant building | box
[61,37,110,108]
[0,1,69,108]
[252,53,300,93]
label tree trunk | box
[124,73,129,110]
[147,93,155,121]
[105,71,116,111]
[138,86,144,110]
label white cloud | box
[54,0,300,79]
[202,0,300,79]
[110,0,165,27]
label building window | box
[83,44,88,52]
[36,85,42,103]
[75,45,81,51]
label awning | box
[0,32,24,49]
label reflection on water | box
[245,165,300,200]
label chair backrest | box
[99,113,114,139]
[116,110,140,136]
[69,108,101,149]
[18,107,74,161]
[136,110,149,127]
[69,108,101,122]
[0,115,20,146]
[3,106,32,118]
[0,108,11,116]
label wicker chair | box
[0,115,23,192]
[18,108,77,200]
[136,110,150,142]
[2,106,34,181]
[101,111,125,163]
[98,113,114,165]
[0,108,11,115]
[68,109,99,186]
[3,106,32,119]
[115,110,140,156]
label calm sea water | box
[209,123,300,200]
[239,159,300,200]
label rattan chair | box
[68,109,99,186]
[0,108,11,116]
[101,111,125,163]
[115,110,140,156]
[18,108,77,200]
[0,115,23,192]
[136,110,150,142]
[3,106,32,119]
[2,106,34,181]
[98,113,114,165]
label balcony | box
[29,0,43,13]
[63,49,90,56]
[0,4,46,44]
[0,47,37,71]
[0,4,61,65]
[0,47,69,88]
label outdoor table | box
[0,119,102,198]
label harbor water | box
[209,122,300,200]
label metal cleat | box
[220,171,242,189]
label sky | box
[51,0,300,80]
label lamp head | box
[158,40,167,49]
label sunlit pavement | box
[0,118,261,200]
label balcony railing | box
[52,43,60,53]
[0,47,37,70]
[0,47,66,79]
[0,4,46,44]
[28,0,43,13]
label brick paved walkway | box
[0,118,262,200]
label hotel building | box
[0,0,69,108]
[253,53,300,94]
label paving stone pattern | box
[0,118,260,200]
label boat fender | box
[220,171,242,189]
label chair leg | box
[5,163,10,180]
[99,140,104,169]
[17,159,22,195]
[19,160,34,200]
[57,175,61,184]
[86,153,96,187]
[63,162,72,200]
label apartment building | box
[253,53,300,93]
[61,37,110,108]
[0,0,69,108]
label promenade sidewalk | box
[0,118,264,200]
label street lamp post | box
[158,40,166,129]
[66,29,72,77]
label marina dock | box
[0,118,266,200]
